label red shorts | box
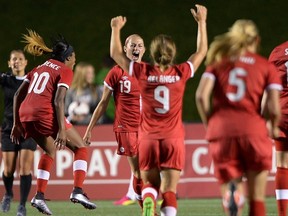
[22,118,72,139]
[139,137,185,171]
[274,130,288,151]
[115,132,138,157]
[209,135,272,184]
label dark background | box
[0,0,287,123]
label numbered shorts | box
[115,132,138,157]
[139,137,185,171]
[21,118,72,140]
[1,131,37,152]
[209,135,272,184]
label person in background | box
[10,30,96,215]
[196,20,281,216]
[268,41,288,216]
[110,4,207,216]
[65,61,103,125]
[83,33,145,211]
[0,50,37,216]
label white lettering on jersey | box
[239,56,255,64]
[147,75,180,83]
[38,61,60,70]
[285,48,288,56]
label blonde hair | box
[22,29,53,56]
[205,19,259,65]
[21,29,74,62]
[150,34,176,71]
[71,62,97,97]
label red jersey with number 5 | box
[19,59,73,122]
[104,65,140,132]
[204,52,282,140]
[269,41,288,114]
[129,61,194,139]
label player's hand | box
[10,124,24,144]
[111,16,127,30]
[83,131,92,146]
[54,129,67,150]
[191,4,207,23]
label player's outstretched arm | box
[110,16,130,72]
[188,4,208,72]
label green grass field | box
[4,197,278,216]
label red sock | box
[37,154,53,194]
[249,200,265,216]
[275,167,288,216]
[133,175,143,208]
[161,191,177,216]
[73,147,87,188]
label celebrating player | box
[10,30,96,215]
[110,4,207,216]
[83,33,145,210]
[196,20,281,216]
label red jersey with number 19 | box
[129,61,194,139]
[204,52,282,140]
[269,41,288,115]
[104,65,140,132]
[19,59,73,122]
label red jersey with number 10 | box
[20,59,73,122]
[129,61,194,139]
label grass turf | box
[4,197,278,216]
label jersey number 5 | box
[28,72,50,94]
[226,68,247,102]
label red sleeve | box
[59,67,73,89]
[104,66,121,90]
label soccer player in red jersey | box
[269,41,288,216]
[110,4,207,216]
[10,30,96,215]
[196,20,282,216]
[83,34,145,209]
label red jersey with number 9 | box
[19,59,73,122]
[129,61,194,139]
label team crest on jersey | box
[122,76,129,81]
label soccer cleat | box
[17,204,26,216]
[1,194,12,212]
[31,196,52,215]
[142,197,155,216]
[114,196,136,206]
[70,192,97,210]
[222,183,245,216]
